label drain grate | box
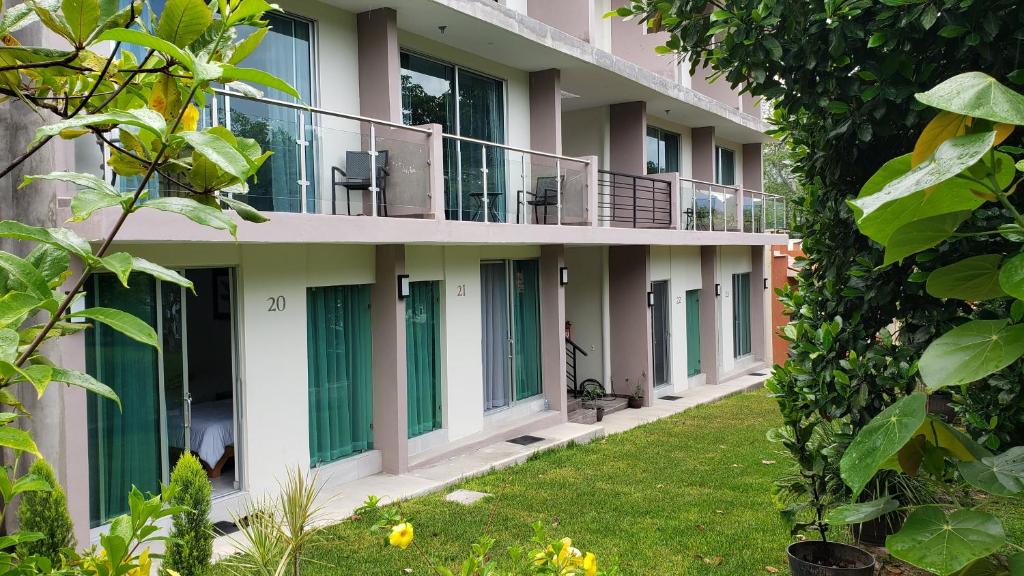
[660,395,683,401]
[507,435,544,446]
[213,520,240,536]
[751,372,768,376]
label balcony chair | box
[331,150,389,216]
[517,175,562,225]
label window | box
[715,146,736,186]
[732,273,751,358]
[646,126,679,174]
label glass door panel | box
[160,280,187,476]
[651,281,670,387]
[458,70,506,222]
[87,275,162,527]
[400,53,458,219]
[685,289,702,376]
[512,261,541,400]
[406,282,442,437]
[481,263,512,410]
[732,273,751,357]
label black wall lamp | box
[397,274,410,299]
[559,266,569,286]
[715,283,722,296]
[764,277,769,290]
[647,291,655,307]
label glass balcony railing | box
[679,177,787,232]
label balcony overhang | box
[321,0,770,144]
[68,209,788,248]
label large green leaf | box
[61,0,99,44]
[130,257,193,290]
[22,172,127,221]
[999,252,1024,300]
[156,0,211,48]
[0,3,39,36]
[0,329,18,362]
[10,364,53,398]
[959,446,1024,496]
[0,221,94,264]
[31,108,166,146]
[887,506,1005,576]
[0,427,40,456]
[0,292,43,329]
[849,131,996,220]
[840,392,927,496]
[227,26,266,65]
[926,254,1006,301]
[69,307,158,348]
[1010,552,1024,576]
[919,319,1024,390]
[219,65,300,99]
[173,131,251,180]
[219,195,268,223]
[883,211,971,265]
[95,27,193,71]
[916,72,1024,126]
[825,496,899,526]
[141,197,237,236]
[25,244,70,287]
[0,252,51,299]
[50,367,120,408]
[99,252,132,286]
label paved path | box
[212,374,767,558]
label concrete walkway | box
[212,373,767,558]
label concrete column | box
[608,245,654,405]
[357,8,402,123]
[750,245,768,362]
[699,246,720,385]
[691,126,716,183]
[372,245,408,474]
[540,245,567,420]
[582,155,599,227]
[529,69,562,155]
[609,101,647,175]
[743,143,763,192]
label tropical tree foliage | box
[0,0,289,571]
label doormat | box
[507,435,544,446]
[660,395,683,401]
[213,520,240,536]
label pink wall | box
[609,0,678,81]
[528,0,591,42]
[691,64,740,110]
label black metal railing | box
[566,337,588,396]
[597,170,672,228]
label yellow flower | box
[556,537,573,563]
[583,552,597,576]
[181,104,199,132]
[389,522,414,550]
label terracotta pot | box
[628,397,643,409]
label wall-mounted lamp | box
[715,283,722,297]
[559,266,569,286]
[647,291,655,307]
[763,278,769,290]
[397,274,410,299]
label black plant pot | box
[787,541,875,576]
[852,509,905,547]
[628,397,643,409]
[596,407,605,422]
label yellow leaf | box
[912,111,970,167]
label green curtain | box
[733,273,751,357]
[406,282,441,438]
[307,285,373,466]
[686,289,702,376]
[87,274,162,528]
[512,260,541,400]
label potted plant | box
[628,382,643,409]
[581,387,605,422]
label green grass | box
[286,391,796,575]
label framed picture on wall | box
[214,269,231,319]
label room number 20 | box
[267,296,286,312]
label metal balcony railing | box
[679,177,786,232]
[596,170,672,228]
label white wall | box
[718,245,752,374]
[650,245,702,392]
[563,107,610,170]
[564,246,606,386]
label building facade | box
[10,0,787,540]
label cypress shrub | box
[17,459,75,563]
[165,453,213,576]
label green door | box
[685,289,702,376]
[732,273,751,357]
[87,274,162,527]
[512,260,541,400]
[406,281,442,437]
[307,285,373,466]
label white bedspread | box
[168,399,234,468]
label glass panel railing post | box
[556,158,562,226]
[369,123,378,218]
[481,144,489,224]
[519,151,526,224]
[298,110,309,214]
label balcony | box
[679,178,787,233]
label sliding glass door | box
[218,12,314,213]
[307,285,373,466]
[685,289,702,376]
[401,52,506,222]
[481,260,541,411]
[732,273,752,358]
[651,281,670,387]
[406,282,442,437]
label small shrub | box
[165,453,213,576]
[17,459,75,562]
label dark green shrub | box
[165,453,213,576]
[16,459,75,563]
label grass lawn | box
[287,391,797,575]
